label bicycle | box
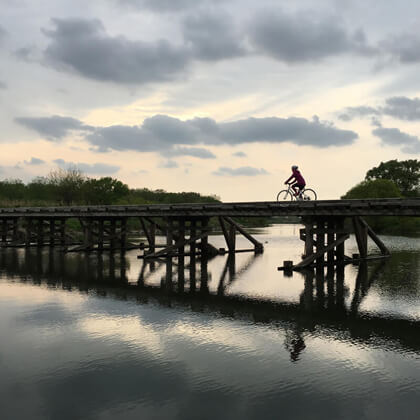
[276,183,317,201]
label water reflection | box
[0,248,419,358]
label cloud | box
[118,0,207,11]
[53,159,120,174]
[232,151,247,157]
[0,25,6,42]
[338,106,380,121]
[380,34,420,63]
[382,97,420,121]
[159,159,178,168]
[0,81,6,89]
[15,115,92,140]
[372,127,420,154]
[88,114,356,152]
[182,11,246,61]
[42,18,191,85]
[163,146,216,159]
[339,96,420,121]
[25,157,45,165]
[15,112,357,154]
[213,166,269,176]
[248,10,374,63]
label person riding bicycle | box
[285,165,306,199]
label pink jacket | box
[286,169,306,185]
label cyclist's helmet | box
[291,165,298,170]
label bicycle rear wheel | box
[277,190,293,201]
[302,188,317,200]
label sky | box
[1,0,420,201]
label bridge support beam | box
[138,215,263,259]
[281,216,390,271]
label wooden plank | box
[294,234,349,269]
[223,216,263,252]
[145,230,209,259]
[359,217,390,255]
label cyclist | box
[284,165,306,199]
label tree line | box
[341,159,420,234]
[0,168,220,206]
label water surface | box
[0,224,419,420]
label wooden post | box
[37,219,44,247]
[98,219,104,251]
[60,219,66,246]
[352,216,368,258]
[223,216,263,253]
[336,218,345,263]
[200,218,209,256]
[190,220,196,292]
[82,218,93,251]
[2,219,7,243]
[26,218,32,247]
[219,216,236,253]
[120,218,127,250]
[167,218,173,252]
[110,219,116,250]
[327,218,335,265]
[49,219,56,247]
[303,218,314,259]
[12,219,18,242]
[149,222,156,254]
[190,220,196,256]
[200,255,209,294]
[315,219,326,266]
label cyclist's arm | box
[284,174,294,184]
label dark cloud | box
[217,116,357,147]
[42,18,191,85]
[89,114,356,151]
[213,166,268,176]
[249,11,374,63]
[19,113,357,153]
[380,34,420,63]
[182,11,246,61]
[382,97,420,121]
[372,127,420,154]
[0,81,6,89]
[25,157,45,165]
[53,159,120,174]
[339,97,420,121]
[15,115,92,140]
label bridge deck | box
[0,198,419,218]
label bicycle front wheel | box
[277,190,294,201]
[303,188,317,200]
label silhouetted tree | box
[365,159,420,196]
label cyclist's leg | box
[297,184,305,199]
[291,182,299,196]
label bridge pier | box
[281,215,390,271]
[138,216,263,259]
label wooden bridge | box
[0,198,419,269]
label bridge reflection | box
[0,249,418,359]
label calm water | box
[0,224,419,420]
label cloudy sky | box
[1,0,420,201]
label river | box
[0,224,419,420]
